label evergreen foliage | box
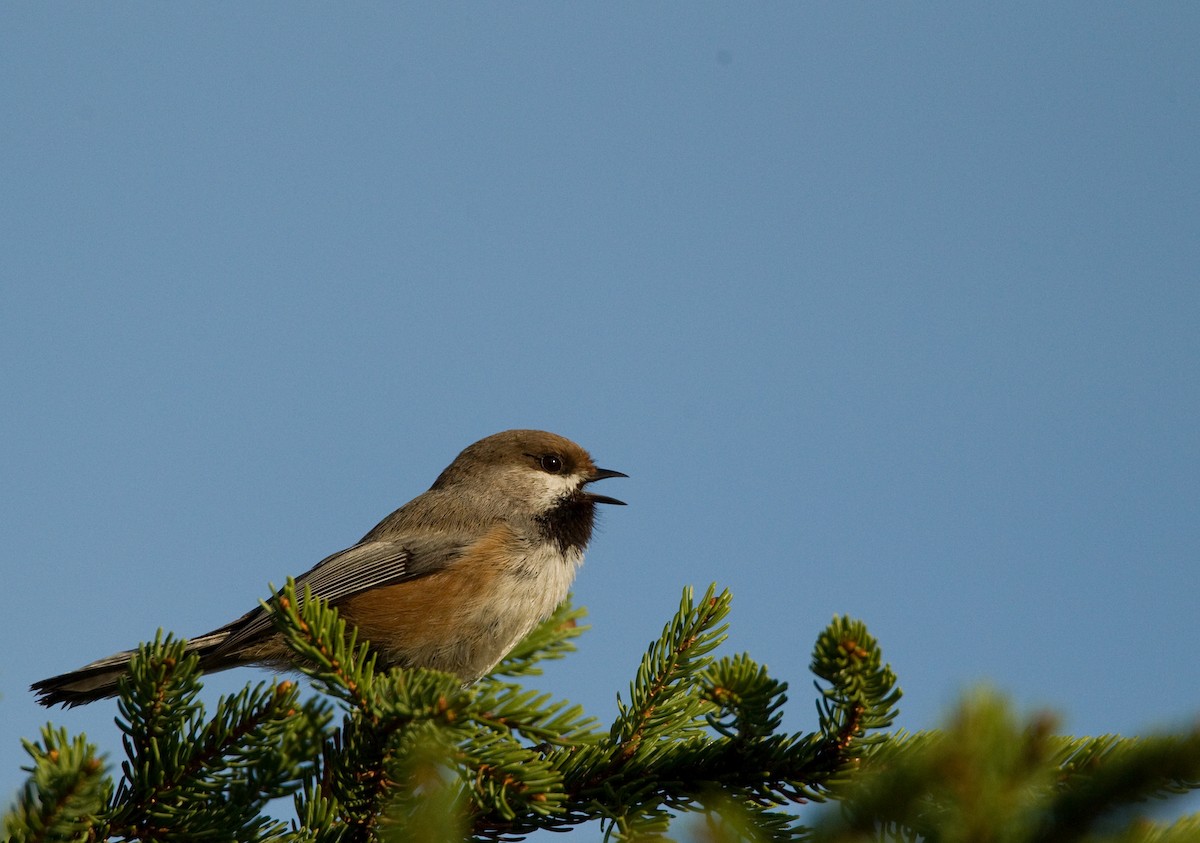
[812,689,1200,843]
[5,583,1198,842]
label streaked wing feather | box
[213,540,418,655]
[294,541,414,603]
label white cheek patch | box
[492,466,589,510]
[532,472,585,507]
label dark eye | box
[539,454,564,474]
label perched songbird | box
[32,429,625,707]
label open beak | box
[585,467,628,506]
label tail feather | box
[31,631,234,708]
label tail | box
[31,630,237,708]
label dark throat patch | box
[535,492,596,555]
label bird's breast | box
[337,524,583,682]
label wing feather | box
[212,536,463,656]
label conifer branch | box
[607,585,731,767]
[813,689,1200,843]
[491,598,589,678]
[268,580,378,714]
[5,727,107,843]
[9,581,1200,842]
[99,635,323,842]
[1037,729,1200,843]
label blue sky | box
[3,3,1198,831]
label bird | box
[32,429,625,707]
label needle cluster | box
[5,584,1199,842]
